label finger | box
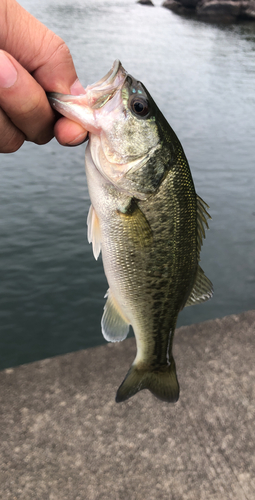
[1,0,84,94]
[0,107,25,153]
[0,50,55,145]
[1,1,88,148]
[54,116,88,146]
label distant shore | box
[162,0,255,21]
[138,0,255,22]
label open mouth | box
[86,60,127,109]
[87,60,126,93]
[47,60,127,117]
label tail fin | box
[115,357,179,403]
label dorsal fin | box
[197,194,211,257]
[185,265,213,307]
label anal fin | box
[87,204,101,260]
[101,289,130,342]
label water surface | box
[1,0,255,368]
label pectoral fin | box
[185,265,213,307]
[87,205,101,260]
[101,289,130,342]
[117,199,153,248]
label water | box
[1,0,255,369]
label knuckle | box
[39,32,71,69]
[49,34,71,59]
[34,130,54,146]
[1,130,24,153]
[18,87,44,118]
[0,110,25,152]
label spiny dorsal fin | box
[87,204,101,260]
[197,194,211,257]
[185,265,213,307]
[101,289,130,342]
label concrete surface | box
[1,310,255,500]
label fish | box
[48,60,213,403]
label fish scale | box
[48,60,213,403]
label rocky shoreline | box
[163,0,255,21]
[139,0,255,22]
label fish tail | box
[115,357,179,403]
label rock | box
[162,0,192,13]
[137,0,154,5]
[240,0,255,18]
[181,0,198,7]
[197,0,242,20]
[162,0,196,13]
[162,0,255,20]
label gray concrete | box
[1,311,255,500]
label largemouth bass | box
[48,60,213,403]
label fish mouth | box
[48,60,127,115]
[86,60,127,108]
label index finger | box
[0,0,82,94]
[0,0,88,146]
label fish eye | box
[130,96,150,118]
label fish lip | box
[47,61,127,111]
[47,61,128,131]
[87,60,127,109]
[87,60,125,90]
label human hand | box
[0,0,88,153]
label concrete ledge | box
[1,311,255,499]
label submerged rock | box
[162,0,195,13]
[197,0,252,20]
[162,0,255,21]
[137,0,154,5]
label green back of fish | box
[102,84,213,403]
